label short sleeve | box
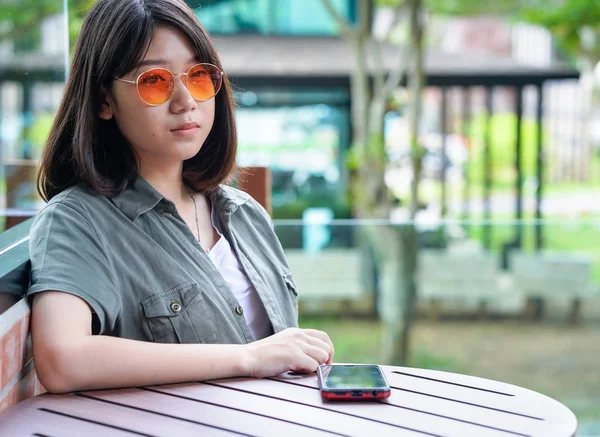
[27,202,120,334]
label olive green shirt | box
[27,176,299,344]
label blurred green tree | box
[320,0,426,366]
[428,0,600,69]
[0,0,94,50]
[320,0,597,366]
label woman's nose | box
[169,73,195,113]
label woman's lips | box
[171,122,200,137]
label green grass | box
[299,316,383,364]
[298,316,463,373]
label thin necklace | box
[189,191,208,253]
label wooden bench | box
[0,167,272,415]
[416,249,503,321]
[0,219,46,415]
[283,248,367,314]
[510,250,599,323]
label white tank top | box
[206,205,272,341]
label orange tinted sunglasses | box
[115,63,223,106]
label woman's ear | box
[99,88,115,120]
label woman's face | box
[100,26,215,171]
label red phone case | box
[318,365,391,401]
[320,389,391,400]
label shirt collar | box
[110,175,251,221]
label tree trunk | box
[386,0,425,366]
[347,27,388,320]
[319,0,417,363]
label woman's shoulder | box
[213,184,251,206]
[36,184,109,223]
[213,184,270,219]
[29,185,111,253]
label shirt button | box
[235,305,244,316]
[170,301,182,313]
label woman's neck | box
[139,162,189,205]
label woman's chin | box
[134,141,204,166]
[173,142,204,162]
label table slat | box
[151,382,420,437]
[0,398,153,437]
[209,378,521,437]
[80,387,335,437]
[382,366,576,436]
[272,374,541,436]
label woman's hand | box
[243,328,335,378]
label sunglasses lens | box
[137,69,174,105]
[187,64,222,101]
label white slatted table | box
[0,365,577,437]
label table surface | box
[0,365,577,437]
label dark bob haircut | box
[38,0,237,201]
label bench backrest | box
[0,219,46,414]
[416,250,501,300]
[511,250,595,296]
[284,248,363,300]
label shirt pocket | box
[140,282,219,344]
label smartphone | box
[317,364,391,400]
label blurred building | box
[429,16,591,184]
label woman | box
[28,0,334,394]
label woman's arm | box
[32,291,334,393]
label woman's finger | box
[301,344,330,365]
[302,335,332,358]
[290,354,320,374]
[302,329,335,360]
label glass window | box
[192,0,355,36]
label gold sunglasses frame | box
[114,62,224,106]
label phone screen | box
[320,365,388,390]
